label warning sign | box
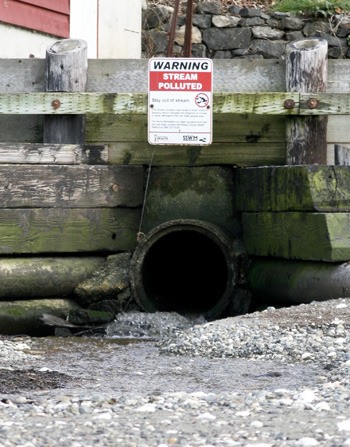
[148,57,213,145]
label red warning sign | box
[148,58,213,145]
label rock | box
[202,27,251,50]
[175,25,202,45]
[212,15,240,28]
[252,26,285,40]
[196,0,223,15]
[74,253,132,308]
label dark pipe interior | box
[141,230,228,313]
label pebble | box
[0,298,349,446]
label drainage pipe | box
[248,258,350,304]
[130,219,242,319]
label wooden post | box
[286,38,328,164]
[44,39,87,144]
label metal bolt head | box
[51,99,61,109]
[284,99,295,109]
[307,98,319,109]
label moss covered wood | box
[0,208,140,254]
[0,299,80,336]
[140,166,240,236]
[0,257,105,299]
[242,212,350,262]
[236,166,350,212]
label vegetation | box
[273,0,350,16]
[151,0,350,16]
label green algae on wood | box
[242,212,350,261]
[0,298,80,336]
[236,165,350,212]
[0,257,105,299]
[140,166,240,236]
[0,208,140,254]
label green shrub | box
[273,0,350,16]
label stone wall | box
[142,0,350,59]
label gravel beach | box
[0,298,349,447]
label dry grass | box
[147,0,276,13]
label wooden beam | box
[0,143,108,164]
[0,92,148,115]
[44,39,87,144]
[242,211,350,262]
[2,91,350,116]
[3,59,350,96]
[0,208,140,254]
[0,164,143,208]
[107,141,285,166]
[286,38,328,164]
[300,93,350,115]
[236,165,350,212]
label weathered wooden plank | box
[0,115,286,166]
[236,165,350,212]
[214,92,299,115]
[335,144,350,165]
[44,39,88,144]
[0,112,343,147]
[0,58,308,95]
[1,59,350,95]
[4,91,350,116]
[85,114,286,143]
[107,142,285,166]
[0,92,298,116]
[0,165,143,207]
[0,116,43,142]
[0,92,148,115]
[300,93,350,115]
[140,166,240,236]
[286,39,328,164]
[0,60,46,92]
[0,208,140,254]
[212,114,286,143]
[328,116,350,143]
[242,212,350,261]
[0,143,108,164]
[86,59,288,94]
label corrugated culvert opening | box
[130,219,236,319]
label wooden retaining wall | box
[2,57,350,166]
[2,38,350,321]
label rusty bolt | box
[307,98,319,109]
[111,183,119,192]
[284,99,295,109]
[51,99,61,109]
